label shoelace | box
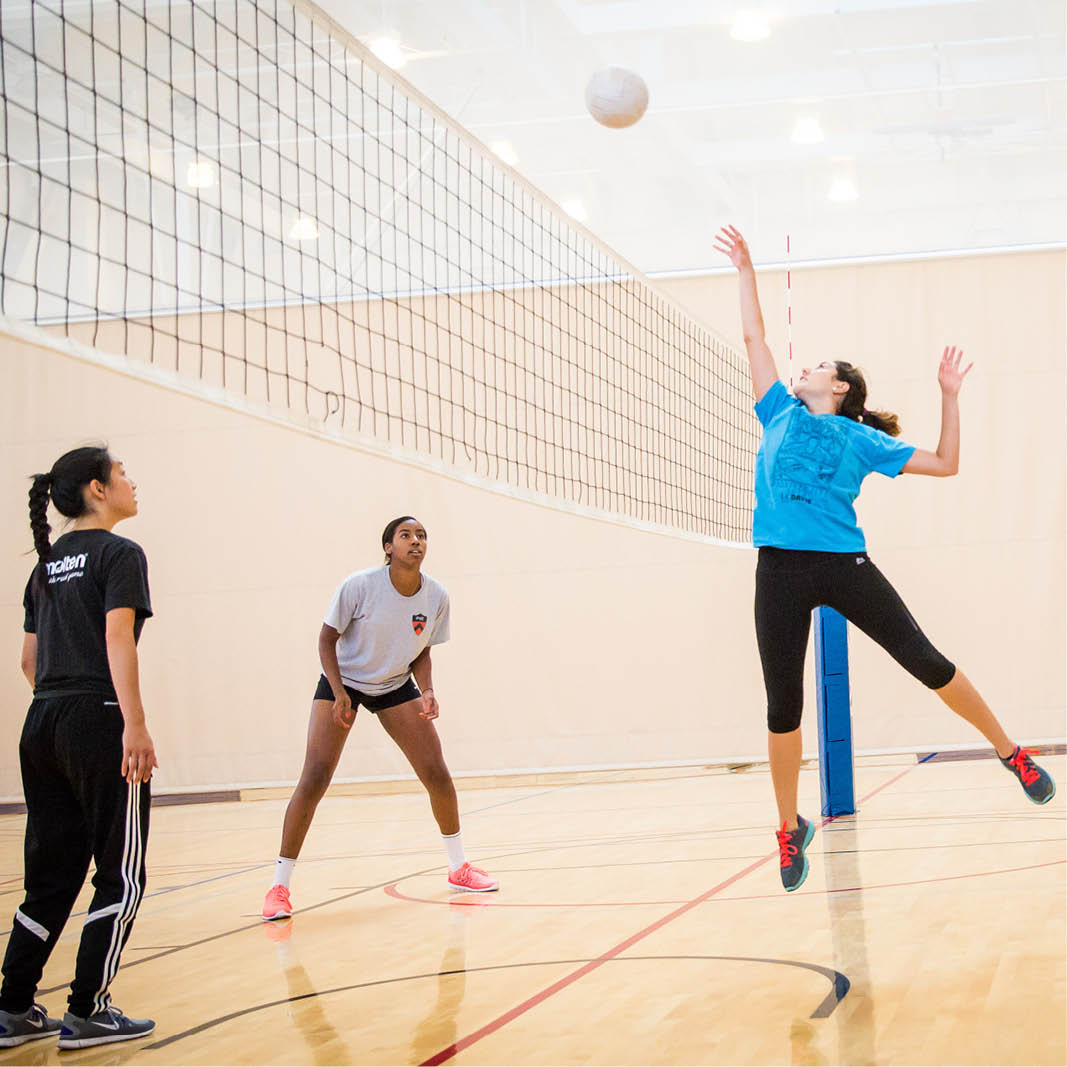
[1008,746,1041,786]
[776,822,798,869]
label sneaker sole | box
[57,1025,155,1049]
[447,882,499,893]
[0,1030,61,1047]
[262,910,292,921]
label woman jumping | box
[263,516,498,921]
[715,226,1055,892]
[0,447,157,1049]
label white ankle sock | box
[274,856,296,888]
[442,831,466,871]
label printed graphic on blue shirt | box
[774,414,848,505]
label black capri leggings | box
[755,547,956,734]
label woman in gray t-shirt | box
[262,517,498,921]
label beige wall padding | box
[2,249,1063,797]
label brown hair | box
[381,516,421,562]
[833,362,901,437]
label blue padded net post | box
[813,606,856,816]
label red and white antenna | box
[786,233,794,391]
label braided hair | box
[832,362,901,437]
[28,446,113,580]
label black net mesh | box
[0,0,757,541]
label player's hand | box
[937,345,973,396]
[713,225,753,271]
[332,691,355,729]
[121,723,158,784]
[419,689,439,721]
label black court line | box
[143,954,849,1050]
[37,864,444,996]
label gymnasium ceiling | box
[314,0,1067,274]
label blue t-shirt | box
[752,381,916,552]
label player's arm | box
[105,607,157,784]
[410,646,438,721]
[714,225,779,401]
[902,346,972,478]
[20,634,36,688]
[318,623,355,728]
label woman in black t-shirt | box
[0,447,159,1051]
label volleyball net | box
[0,0,757,542]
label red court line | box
[420,761,924,1066]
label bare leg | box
[278,700,352,859]
[935,669,1014,758]
[769,728,803,831]
[376,701,459,835]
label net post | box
[813,605,855,816]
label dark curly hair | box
[833,362,901,437]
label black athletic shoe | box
[0,1003,61,1047]
[57,1006,155,1049]
[1000,746,1056,805]
[776,815,815,892]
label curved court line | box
[419,760,924,1065]
[142,953,849,1051]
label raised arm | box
[902,346,973,477]
[713,225,779,401]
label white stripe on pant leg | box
[91,782,143,1016]
[85,902,122,925]
[14,908,49,941]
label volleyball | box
[584,67,649,129]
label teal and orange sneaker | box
[1000,746,1056,805]
[776,815,815,892]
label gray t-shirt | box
[323,566,451,695]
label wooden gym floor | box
[0,750,1063,1066]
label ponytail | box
[27,446,113,578]
[833,362,902,438]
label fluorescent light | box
[791,116,824,144]
[289,215,320,241]
[730,11,770,42]
[561,198,587,223]
[490,140,518,167]
[367,36,406,70]
[828,176,859,202]
[186,161,214,188]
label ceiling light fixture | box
[730,11,770,42]
[561,198,587,223]
[828,176,859,202]
[367,36,406,70]
[289,215,320,241]
[490,140,518,167]
[186,161,215,188]
[791,116,824,144]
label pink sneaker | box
[447,863,499,892]
[262,884,293,920]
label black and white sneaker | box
[0,1003,61,1047]
[56,1006,155,1049]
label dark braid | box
[27,446,113,578]
[28,474,53,564]
[833,362,901,437]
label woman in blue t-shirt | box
[715,225,1055,891]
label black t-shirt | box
[23,529,152,698]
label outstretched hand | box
[713,225,753,271]
[938,345,973,396]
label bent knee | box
[296,762,335,800]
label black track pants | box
[0,695,150,1018]
[755,547,956,734]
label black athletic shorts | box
[312,674,421,714]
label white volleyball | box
[584,67,649,129]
